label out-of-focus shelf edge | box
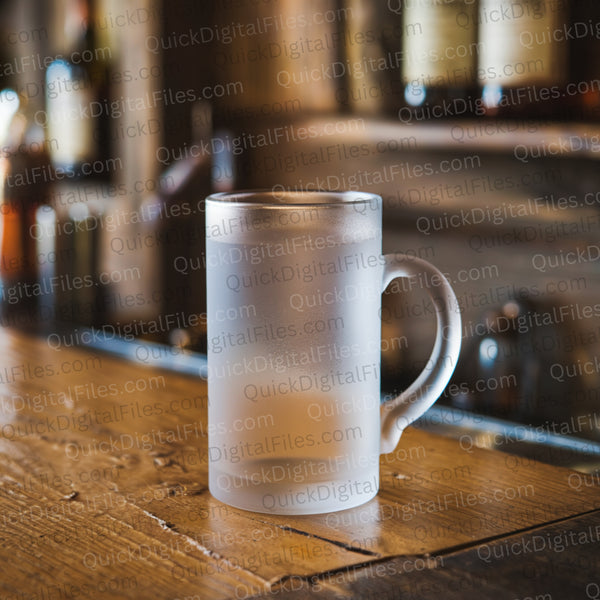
[414,406,600,475]
[78,328,208,378]
[77,329,600,474]
[299,116,600,158]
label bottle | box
[45,0,113,178]
[136,102,213,349]
[342,0,405,115]
[400,0,479,123]
[43,0,114,327]
[45,59,96,174]
[477,0,569,118]
[567,0,600,121]
[0,93,54,327]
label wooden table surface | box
[1,327,599,599]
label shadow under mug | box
[205,190,461,514]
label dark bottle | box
[343,0,405,115]
[567,0,600,121]
[0,94,54,327]
[45,0,113,177]
[136,152,211,351]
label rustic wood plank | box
[250,510,600,599]
[252,427,600,560]
[0,479,268,599]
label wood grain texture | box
[250,510,600,599]
[1,328,599,598]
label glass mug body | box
[205,190,460,515]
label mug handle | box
[380,254,462,454]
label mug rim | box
[206,189,381,207]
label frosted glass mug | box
[205,190,461,515]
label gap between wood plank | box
[246,517,382,558]
[264,507,600,593]
[94,496,272,587]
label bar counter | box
[1,327,599,599]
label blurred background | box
[0,0,599,468]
